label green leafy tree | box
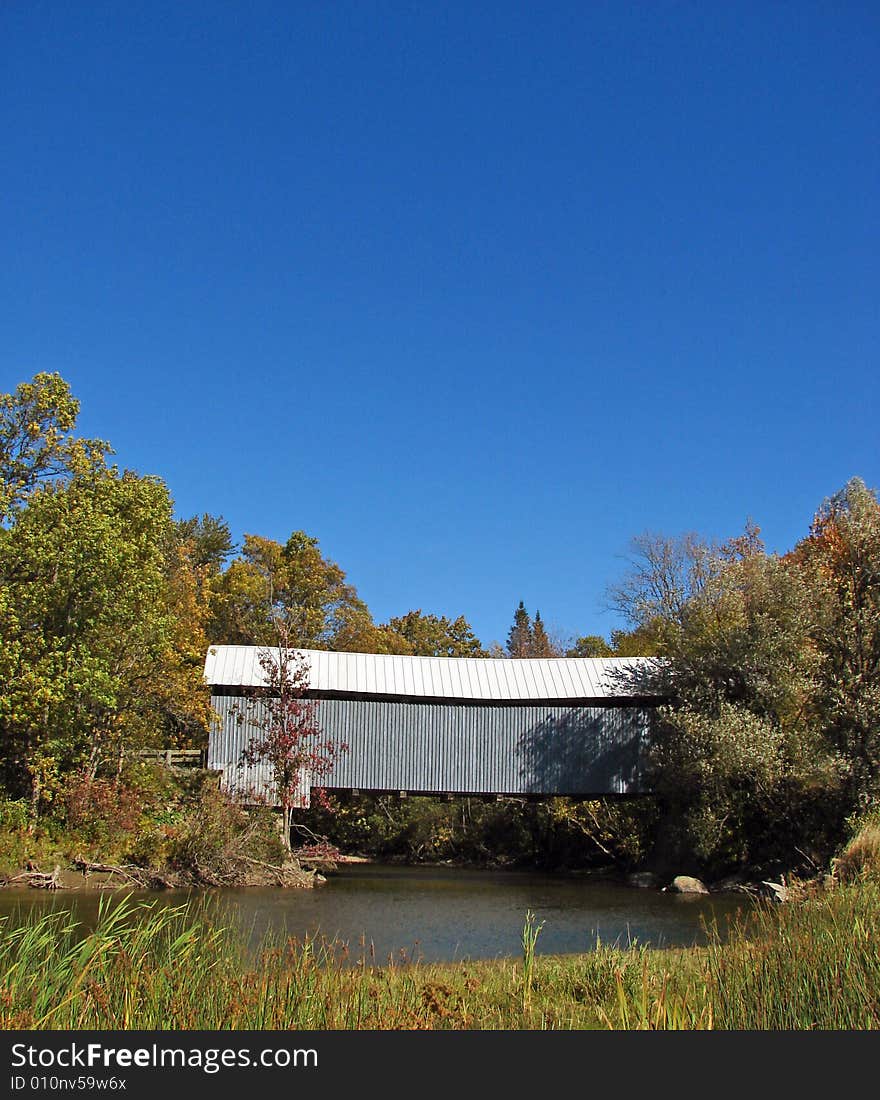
[566,635,613,658]
[0,373,211,813]
[612,525,834,872]
[205,549,273,645]
[0,467,211,810]
[383,609,487,657]
[176,513,234,574]
[0,372,108,523]
[609,624,664,657]
[207,529,382,651]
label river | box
[0,863,748,964]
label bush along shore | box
[0,765,332,893]
[0,774,803,898]
[0,767,861,898]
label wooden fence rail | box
[129,748,206,769]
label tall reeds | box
[703,882,880,1029]
[1,883,878,1030]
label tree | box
[794,477,880,809]
[504,602,558,657]
[0,372,211,812]
[607,531,717,645]
[0,465,212,810]
[176,513,235,574]
[156,535,215,749]
[566,635,613,658]
[205,551,273,645]
[530,611,554,657]
[239,622,345,850]
[609,625,664,657]
[506,601,532,658]
[0,372,108,523]
[206,529,380,650]
[609,522,833,871]
[382,609,486,657]
[278,530,372,649]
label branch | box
[2,865,65,890]
[72,856,153,888]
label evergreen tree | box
[506,601,532,657]
[531,611,554,657]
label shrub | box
[61,774,143,845]
[833,805,880,883]
[0,797,29,831]
[166,787,287,878]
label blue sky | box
[2,2,878,649]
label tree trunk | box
[281,801,292,851]
[28,773,40,829]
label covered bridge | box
[204,645,661,808]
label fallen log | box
[72,856,152,888]
[1,864,65,890]
[241,855,320,887]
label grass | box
[1,879,879,1029]
[702,884,880,1028]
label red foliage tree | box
[240,626,345,850]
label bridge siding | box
[208,694,652,806]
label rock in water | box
[670,875,709,895]
[762,879,790,902]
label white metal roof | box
[203,645,658,702]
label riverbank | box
[0,846,774,902]
[0,775,827,902]
[0,779,338,892]
[0,877,877,1029]
[0,856,325,892]
[4,782,874,901]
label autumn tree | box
[566,635,613,658]
[207,529,382,651]
[607,530,718,650]
[505,602,559,657]
[794,478,880,811]
[0,372,109,523]
[608,624,665,657]
[239,621,345,849]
